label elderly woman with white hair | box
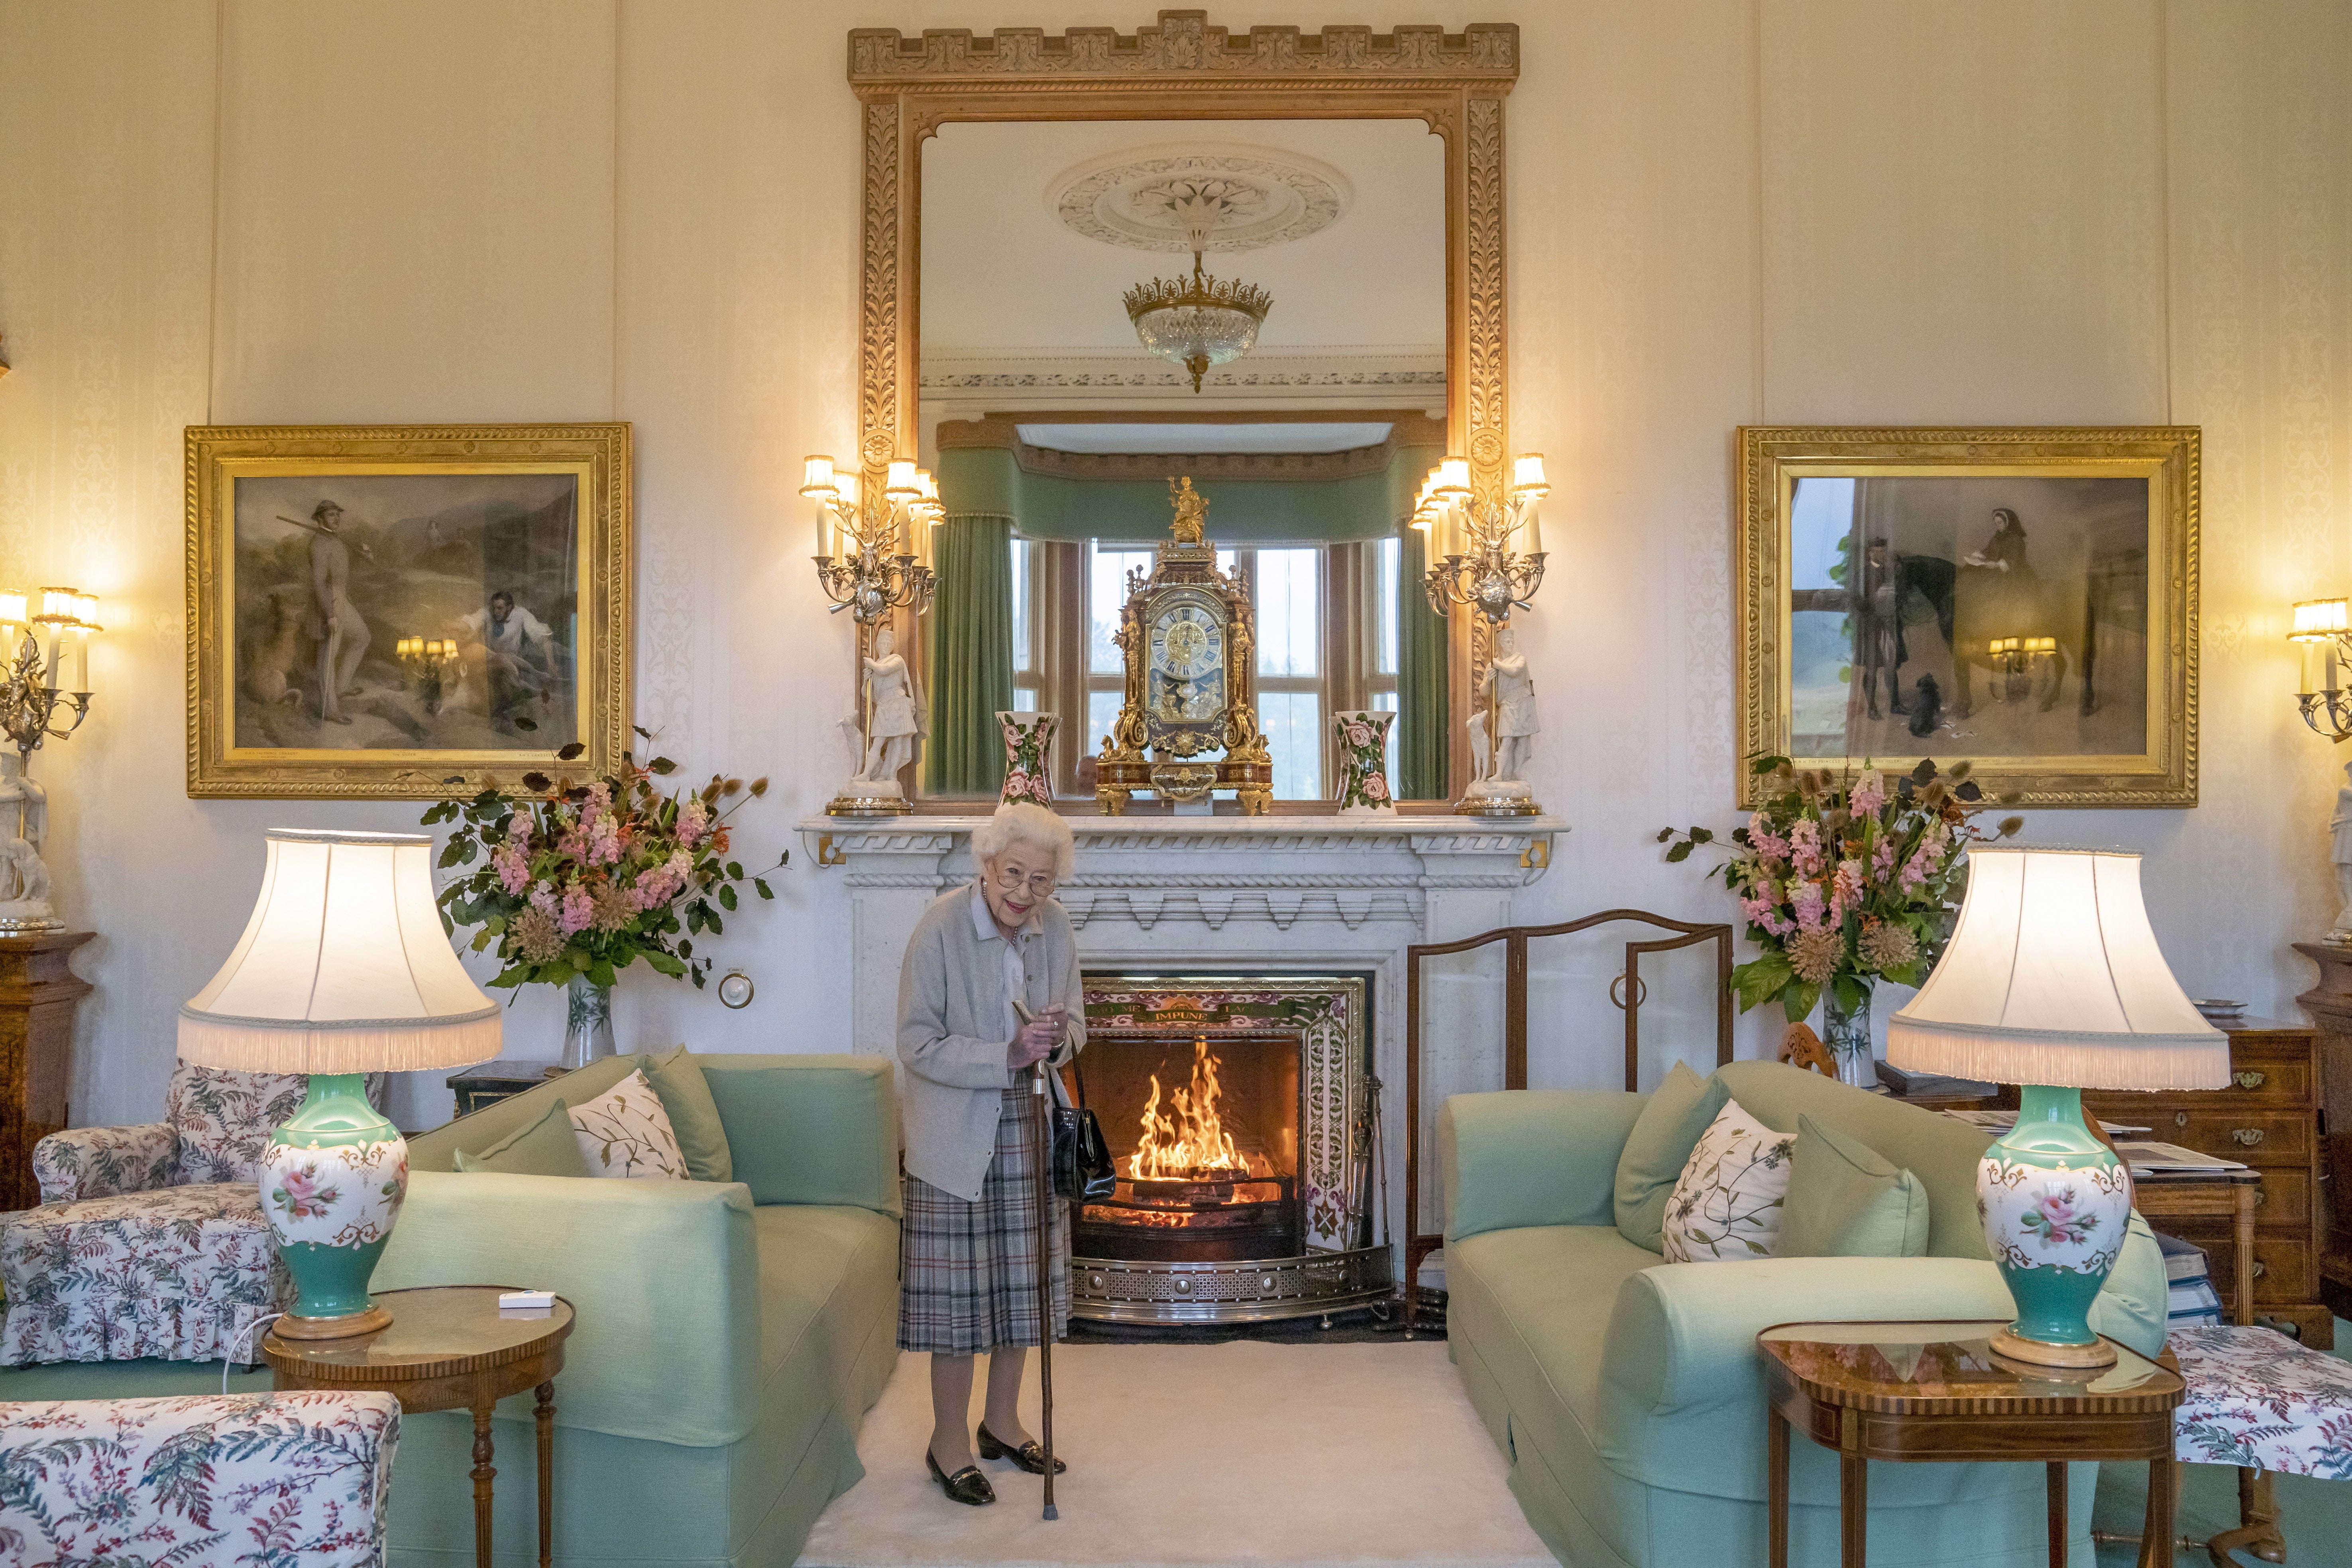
[896,801,1085,1506]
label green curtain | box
[1397,524,1450,800]
[923,514,1014,797]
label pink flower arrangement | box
[427,745,783,994]
[1660,758,2020,1022]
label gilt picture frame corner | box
[185,422,632,801]
[1733,424,2199,812]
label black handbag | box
[1051,1056,1117,1204]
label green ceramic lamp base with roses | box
[1889,846,2228,1369]
[181,829,501,1340]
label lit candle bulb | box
[72,625,88,691]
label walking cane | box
[1016,1002,1061,1521]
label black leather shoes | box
[978,1421,1068,1475]
[926,1447,996,1505]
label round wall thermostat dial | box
[717,971,754,1010]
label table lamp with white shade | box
[179,829,499,1339]
[1887,846,2228,1368]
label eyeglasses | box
[992,867,1057,897]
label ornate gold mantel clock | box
[1096,478,1273,815]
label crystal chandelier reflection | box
[1120,182,1273,392]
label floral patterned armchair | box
[0,1389,399,1565]
[0,1065,385,1366]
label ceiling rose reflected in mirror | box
[1050,144,1349,392]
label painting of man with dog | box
[188,423,631,799]
[232,472,581,752]
[1787,474,2152,762]
[1737,426,2197,809]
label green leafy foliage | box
[422,747,787,994]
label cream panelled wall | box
[0,0,2346,1132]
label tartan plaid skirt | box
[897,1086,1071,1355]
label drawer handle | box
[2254,1189,2268,1208]
[2253,1260,2267,1279]
[2231,1128,2266,1147]
[2235,1071,2267,1090]
[2175,1112,2191,1128]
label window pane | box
[1375,536,1400,676]
[1090,546,1152,674]
[1260,691,1323,800]
[1087,688,1125,758]
[1014,686,1038,713]
[1372,689,1399,794]
[1010,539,1033,675]
[1256,548,1320,677]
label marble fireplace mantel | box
[798,812,1564,1053]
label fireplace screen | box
[1076,1035,1301,1263]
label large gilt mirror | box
[849,12,1519,811]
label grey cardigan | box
[896,880,1087,1201]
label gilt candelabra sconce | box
[2290,597,2352,743]
[0,588,101,931]
[802,456,940,817]
[1415,456,1549,819]
[801,456,939,626]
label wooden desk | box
[265,1285,573,1568]
[2130,1168,2260,1327]
[2084,1018,2330,1348]
[1761,1319,2184,1568]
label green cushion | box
[454,1097,586,1177]
[1612,1061,1728,1252]
[1777,1112,1931,1258]
[641,1043,735,1183]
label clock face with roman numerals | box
[1146,596,1228,732]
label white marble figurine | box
[0,753,57,929]
[1480,627,1539,784]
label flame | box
[1127,1037,1253,1180]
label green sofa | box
[371,1052,902,1568]
[1439,1059,2167,1568]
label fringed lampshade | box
[1889,845,2225,1369]
[180,829,499,1073]
[181,828,499,1339]
[1888,847,2227,1089]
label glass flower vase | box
[1820,979,1876,1089]
[561,974,616,1071]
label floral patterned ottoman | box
[0,1389,399,1566]
[0,1184,288,1366]
[2169,1323,2352,1477]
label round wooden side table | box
[1759,1318,2186,1568]
[264,1285,575,1568]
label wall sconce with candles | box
[395,635,463,713]
[800,455,941,816]
[2289,597,2352,742]
[1413,454,1550,818]
[0,587,101,931]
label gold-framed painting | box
[1736,426,2198,809]
[187,423,631,799]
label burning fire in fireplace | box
[1127,1038,1267,1181]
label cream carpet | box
[796,1342,1554,1568]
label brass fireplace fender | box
[846,11,1522,803]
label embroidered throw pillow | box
[569,1069,689,1179]
[1661,1097,1798,1262]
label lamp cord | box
[223,1311,284,1395]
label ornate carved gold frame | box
[1735,425,2200,809]
[848,10,1519,806]
[186,423,633,799]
